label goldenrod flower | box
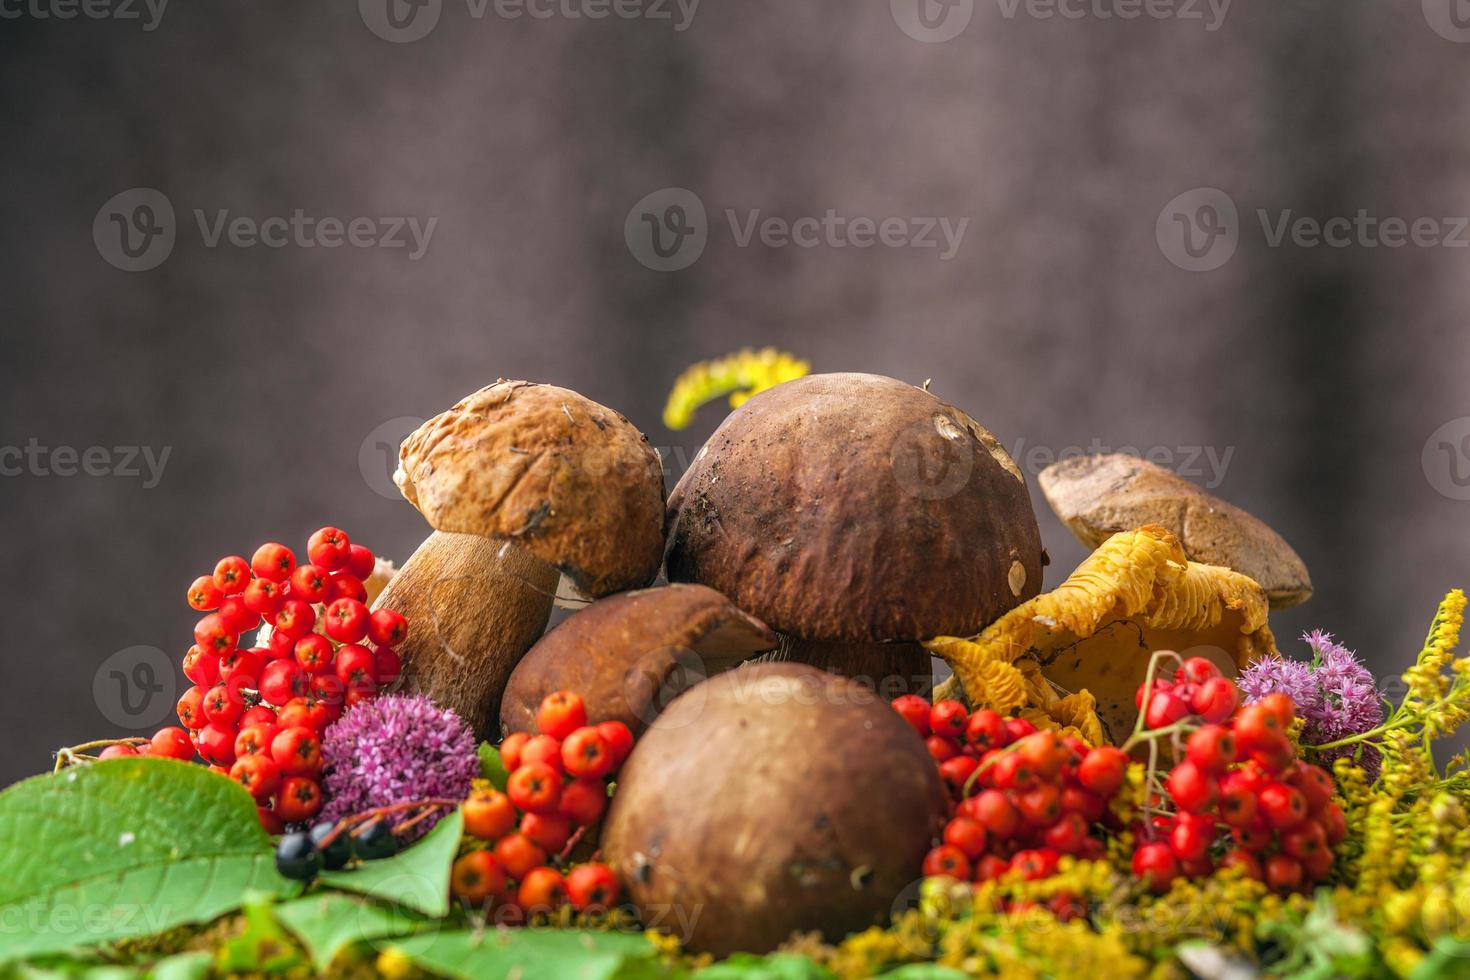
[662,348,810,429]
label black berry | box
[310,822,353,870]
[275,831,322,880]
[354,817,399,860]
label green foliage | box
[273,892,431,971]
[386,927,668,980]
[316,810,463,917]
[477,743,510,791]
[0,759,295,963]
[693,953,836,979]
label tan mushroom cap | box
[395,380,667,598]
[665,373,1046,643]
[500,583,777,737]
[1038,453,1313,609]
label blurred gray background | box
[3,0,1469,786]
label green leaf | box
[695,953,836,979]
[477,743,510,791]
[145,952,212,980]
[0,758,296,964]
[216,895,301,974]
[385,928,665,980]
[317,810,463,917]
[274,892,431,971]
[879,968,969,980]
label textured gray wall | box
[2,1,1469,785]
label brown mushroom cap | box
[1038,453,1313,609]
[499,583,777,737]
[395,380,667,598]
[602,661,948,956]
[665,373,1045,642]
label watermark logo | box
[359,416,426,499]
[0,440,171,488]
[891,0,974,42]
[0,0,169,30]
[94,188,176,272]
[1010,438,1234,488]
[624,647,711,731]
[890,415,975,500]
[1422,0,1470,42]
[1423,417,1470,500]
[625,187,707,272]
[1156,187,1238,272]
[92,646,175,729]
[360,0,442,41]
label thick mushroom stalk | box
[372,532,557,738]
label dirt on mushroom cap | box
[395,379,667,598]
[665,373,1045,644]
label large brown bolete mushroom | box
[499,583,777,737]
[1038,453,1313,609]
[373,380,666,737]
[665,373,1045,696]
[603,661,948,957]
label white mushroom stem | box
[769,635,933,700]
[371,530,558,738]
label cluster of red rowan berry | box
[895,695,1129,916]
[1131,659,1345,895]
[449,691,629,919]
[100,527,407,829]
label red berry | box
[251,543,296,583]
[565,863,619,911]
[1259,782,1308,830]
[517,866,568,912]
[197,721,239,766]
[1132,841,1179,893]
[1012,848,1060,880]
[971,789,1021,840]
[1264,853,1304,893]
[1218,781,1258,828]
[558,777,610,826]
[1169,813,1216,862]
[537,691,588,740]
[500,732,530,771]
[265,628,297,661]
[230,754,282,803]
[212,555,251,595]
[1004,717,1037,742]
[1234,817,1274,853]
[943,817,988,859]
[325,572,367,604]
[324,598,370,644]
[493,833,547,880]
[346,544,377,580]
[187,575,223,611]
[1282,819,1327,861]
[1177,656,1222,685]
[98,743,140,760]
[289,564,330,604]
[368,608,409,648]
[1247,733,1297,772]
[1077,746,1129,796]
[964,708,1007,750]
[1290,763,1336,813]
[1232,703,1283,751]
[1017,732,1066,780]
[1319,802,1347,846]
[221,647,265,686]
[891,694,932,736]
[1136,677,1171,709]
[307,527,352,570]
[507,762,562,815]
[938,755,979,794]
[922,844,971,880]
[293,634,334,674]
[259,658,306,706]
[1166,761,1218,813]
[275,776,323,822]
[1185,724,1239,773]
[182,646,221,688]
[202,683,244,725]
[926,735,961,763]
[242,578,285,619]
[451,851,507,904]
[1043,812,1089,855]
[193,613,238,658]
[1258,692,1297,728]
[973,854,1011,881]
[235,723,280,759]
[1144,691,1190,730]
[1061,784,1107,823]
[271,726,322,775]
[992,751,1036,791]
[150,726,195,760]
[596,721,634,769]
[273,599,316,639]
[374,647,403,688]
[335,643,376,686]
[176,686,207,730]
[1193,677,1240,723]
[1220,848,1263,880]
[521,811,572,852]
[309,672,345,708]
[240,705,277,729]
[929,700,968,740]
[562,726,613,779]
[463,788,518,841]
[1017,784,1061,827]
[521,734,565,774]
[278,696,329,732]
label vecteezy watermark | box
[359,416,426,500]
[1423,417,1470,501]
[358,0,698,43]
[94,188,437,272]
[0,440,171,488]
[624,187,968,272]
[890,0,1228,42]
[1008,438,1234,487]
[0,0,168,30]
[92,646,176,730]
[1422,0,1470,43]
[1158,188,1470,271]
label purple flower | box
[1240,655,1321,715]
[320,694,478,838]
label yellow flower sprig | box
[662,348,810,430]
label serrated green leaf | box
[316,810,463,917]
[384,928,664,980]
[477,743,509,791]
[0,759,296,964]
[273,892,431,971]
[694,953,836,979]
